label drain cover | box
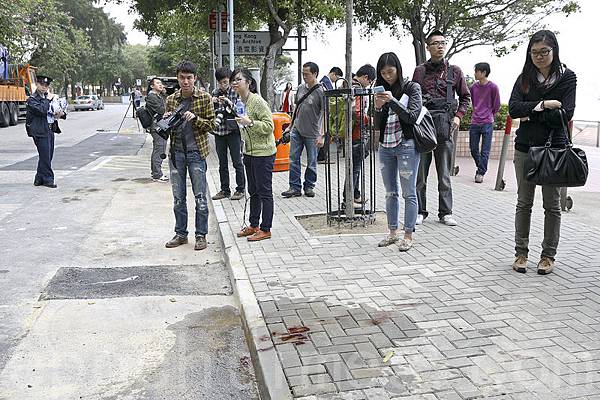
[40,264,232,300]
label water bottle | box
[235,99,245,116]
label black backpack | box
[136,105,153,129]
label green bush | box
[459,103,509,131]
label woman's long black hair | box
[375,52,404,99]
[230,68,258,94]
[520,30,562,93]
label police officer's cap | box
[36,75,53,85]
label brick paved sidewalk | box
[207,146,600,400]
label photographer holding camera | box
[211,67,245,201]
[163,61,216,251]
[146,77,168,182]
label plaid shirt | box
[381,109,403,148]
[211,87,239,136]
[165,88,215,159]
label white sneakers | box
[416,214,458,226]
[440,215,458,226]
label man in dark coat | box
[26,75,64,188]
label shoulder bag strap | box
[289,83,322,128]
[446,63,454,107]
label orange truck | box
[1,45,37,127]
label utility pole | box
[344,0,354,218]
[297,0,302,86]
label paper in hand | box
[399,94,409,108]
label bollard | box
[494,116,512,191]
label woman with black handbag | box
[374,52,423,252]
[508,30,577,275]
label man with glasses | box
[26,75,64,188]
[412,30,471,226]
[210,67,245,201]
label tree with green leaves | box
[124,0,343,108]
[355,0,580,65]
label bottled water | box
[235,99,245,116]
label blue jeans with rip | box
[169,150,209,238]
[288,129,318,192]
[379,139,420,234]
[469,123,493,176]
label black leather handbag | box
[525,110,588,187]
[412,106,437,153]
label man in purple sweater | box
[469,62,501,183]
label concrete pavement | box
[207,142,600,399]
[0,105,258,399]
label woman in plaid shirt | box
[374,52,423,252]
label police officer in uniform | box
[26,75,64,188]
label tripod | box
[117,97,141,133]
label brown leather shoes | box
[247,230,271,242]
[194,236,207,251]
[237,226,259,237]
[165,235,188,248]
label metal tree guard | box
[323,84,377,227]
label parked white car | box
[74,95,104,111]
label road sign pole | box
[217,7,223,67]
[228,0,234,69]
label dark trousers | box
[416,139,453,220]
[33,133,55,184]
[215,132,245,195]
[244,154,275,232]
[150,130,167,178]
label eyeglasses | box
[429,40,447,47]
[530,48,552,58]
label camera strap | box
[446,63,454,110]
[289,83,322,130]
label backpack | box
[136,105,153,129]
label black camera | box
[214,111,226,128]
[275,124,291,146]
[156,103,187,140]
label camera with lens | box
[214,111,226,128]
[275,123,291,146]
[156,103,187,140]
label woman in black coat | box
[373,52,423,252]
[508,30,577,275]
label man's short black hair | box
[427,30,445,44]
[215,67,232,81]
[176,60,197,76]
[329,67,343,77]
[474,62,491,77]
[356,64,376,81]
[303,61,319,75]
[149,77,162,86]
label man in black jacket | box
[146,77,168,181]
[26,75,64,188]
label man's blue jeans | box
[469,123,493,176]
[169,150,209,238]
[289,129,318,192]
[379,139,420,234]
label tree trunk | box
[261,21,282,104]
[262,21,290,110]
